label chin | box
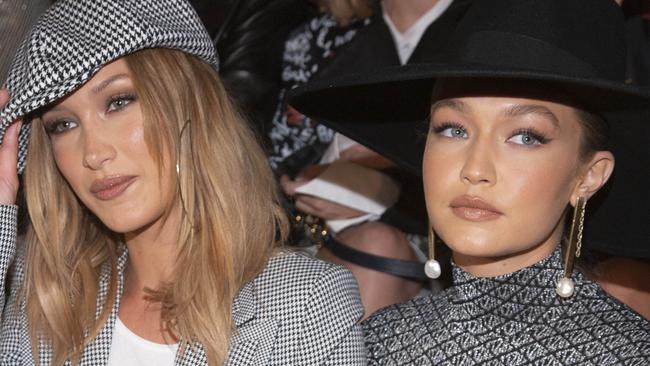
[86,198,166,233]
[447,241,502,258]
[439,227,507,257]
[93,209,153,233]
[99,218,146,234]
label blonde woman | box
[0,0,365,365]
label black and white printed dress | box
[0,205,367,365]
[268,14,368,171]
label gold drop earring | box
[176,119,194,227]
[556,196,587,298]
[424,223,441,279]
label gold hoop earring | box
[424,223,441,279]
[176,119,193,223]
[176,119,191,178]
[556,196,587,298]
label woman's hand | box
[0,89,20,205]
[339,144,395,170]
[280,170,365,221]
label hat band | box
[449,31,614,81]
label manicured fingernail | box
[12,121,22,136]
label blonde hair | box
[22,48,288,365]
[322,0,373,26]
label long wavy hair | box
[22,48,287,365]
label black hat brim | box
[289,62,650,174]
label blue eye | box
[508,129,548,146]
[432,123,468,139]
[107,93,137,112]
[44,119,78,135]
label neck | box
[123,208,181,293]
[382,0,441,32]
[453,222,564,277]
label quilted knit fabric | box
[0,205,366,365]
[363,247,650,365]
[0,0,219,173]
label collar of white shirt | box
[383,0,454,64]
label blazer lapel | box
[224,281,279,366]
[224,318,279,366]
[79,249,128,365]
[175,281,280,366]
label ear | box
[570,150,615,206]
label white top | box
[107,318,179,366]
[383,0,454,64]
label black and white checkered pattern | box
[0,205,17,314]
[222,251,367,366]
[0,0,219,173]
[0,205,366,364]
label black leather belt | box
[325,236,428,281]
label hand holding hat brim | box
[0,89,20,205]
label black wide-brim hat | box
[289,0,650,258]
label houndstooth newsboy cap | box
[0,0,219,173]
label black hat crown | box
[444,0,627,82]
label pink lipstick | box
[90,176,136,201]
[450,195,503,221]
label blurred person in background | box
[271,0,472,318]
[214,0,317,140]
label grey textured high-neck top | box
[363,247,650,365]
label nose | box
[82,126,116,170]
[460,138,496,186]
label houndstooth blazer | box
[0,205,367,365]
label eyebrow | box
[430,99,467,115]
[502,104,560,127]
[91,73,130,94]
[42,73,131,115]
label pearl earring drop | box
[556,196,586,298]
[556,277,575,298]
[425,258,441,279]
[425,224,441,279]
